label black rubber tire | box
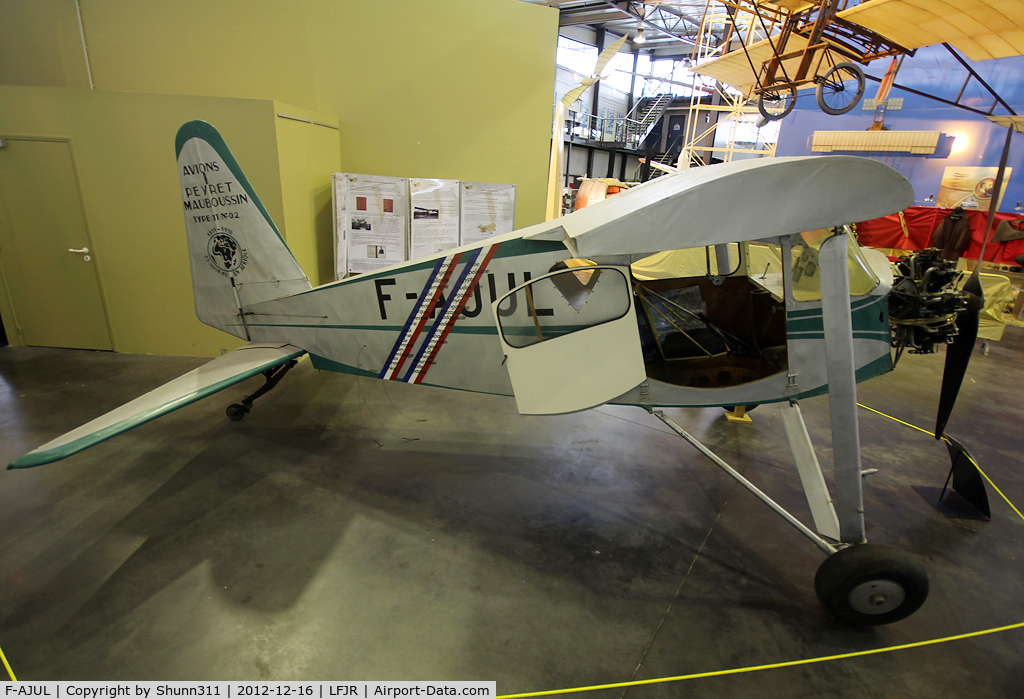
[723,404,759,413]
[815,62,866,116]
[226,403,248,421]
[815,544,929,625]
[757,85,797,121]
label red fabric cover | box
[856,206,1024,263]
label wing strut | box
[819,228,866,544]
[648,408,838,555]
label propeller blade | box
[593,35,627,77]
[560,77,597,108]
[934,271,983,438]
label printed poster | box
[332,174,348,279]
[936,166,1013,212]
[342,174,409,274]
[410,178,460,258]
[460,182,516,246]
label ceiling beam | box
[559,7,629,25]
[599,1,697,45]
[533,0,600,6]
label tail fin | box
[176,120,311,339]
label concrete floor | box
[1,331,1022,695]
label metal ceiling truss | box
[863,43,1017,118]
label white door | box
[491,265,646,415]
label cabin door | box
[491,265,646,415]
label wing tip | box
[7,451,55,469]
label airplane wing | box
[691,34,835,96]
[526,155,914,257]
[8,343,305,469]
[837,0,1024,62]
[696,0,1024,94]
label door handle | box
[68,247,89,254]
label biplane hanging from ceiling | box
[691,0,1024,121]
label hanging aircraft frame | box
[719,0,912,120]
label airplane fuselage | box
[246,231,893,413]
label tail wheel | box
[226,403,249,421]
[815,544,929,625]
[757,85,797,121]
[815,62,866,116]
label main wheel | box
[724,404,759,413]
[815,544,929,625]
[757,85,797,121]
[226,403,248,421]
[815,62,865,116]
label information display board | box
[331,174,347,279]
[333,175,517,276]
[410,178,460,258]
[337,173,409,275]
[460,182,516,246]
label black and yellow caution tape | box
[0,641,16,681]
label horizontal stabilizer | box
[8,343,305,469]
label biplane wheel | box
[815,544,929,625]
[816,62,866,116]
[757,86,796,121]
[226,403,248,421]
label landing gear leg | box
[226,359,299,421]
[651,406,930,625]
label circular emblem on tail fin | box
[205,227,248,276]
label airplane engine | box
[888,249,972,357]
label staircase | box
[625,94,674,147]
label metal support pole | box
[819,228,867,544]
[650,409,838,555]
[780,401,841,540]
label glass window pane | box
[789,229,880,302]
[708,243,741,276]
[498,268,631,349]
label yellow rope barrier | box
[0,641,16,681]
[496,403,1024,699]
[497,622,1024,698]
[856,402,1024,524]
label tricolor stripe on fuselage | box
[378,251,463,380]
[379,243,499,384]
[407,243,500,384]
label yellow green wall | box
[0,86,296,357]
[273,105,342,287]
[0,0,91,89]
[0,0,558,357]
[0,0,559,227]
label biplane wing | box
[695,0,1024,96]
[692,33,841,96]
[8,343,305,469]
[837,0,1024,62]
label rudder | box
[176,120,311,339]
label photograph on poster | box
[936,166,1013,212]
[460,182,515,246]
[410,178,460,258]
[343,174,409,273]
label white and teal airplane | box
[8,121,982,626]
